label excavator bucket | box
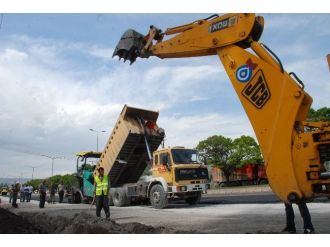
[112,29,146,65]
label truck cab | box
[148,147,210,208]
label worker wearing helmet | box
[94,167,110,219]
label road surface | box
[1,190,330,233]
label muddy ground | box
[0,208,42,233]
[0,207,188,234]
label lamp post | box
[89,129,106,152]
[26,165,40,180]
[41,155,65,177]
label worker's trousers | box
[12,193,18,208]
[20,192,25,202]
[59,191,64,203]
[25,192,30,202]
[39,192,46,208]
[285,202,314,230]
[96,195,110,218]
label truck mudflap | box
[168,183,209,193]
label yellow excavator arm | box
[113,13,330,203]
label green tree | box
[26,174,79,191]
[196,135,235,183]
[308,107,330,121]
[196,135,263,184]
[231,135,263,166]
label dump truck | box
[94,105,210,209]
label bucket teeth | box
[112,29,145,65]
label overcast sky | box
[0,13,329,179]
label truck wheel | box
[149,184,168,209]
[113,188,128,207]
[185,192,201,205]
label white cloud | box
[88,47,115,60]
[159,113,255,148]
[0,35,232,177]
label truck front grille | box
[175,168,209,181]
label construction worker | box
[50,184,56,204]
[9,184,14,203]
[94,167,110,219]
[12,182,19,208]
[58,183,65,203]
[28,184,33,202]
[20,183,25,202]
[24,184,30,202]
[282,202,315,234]
[39,180,47,208]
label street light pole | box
[51,158,54,177]
[89,129,106,152]
[41,155,65,177]
[26,166,40,180]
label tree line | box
[25,174,79,191]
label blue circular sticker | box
[236,65,252,83]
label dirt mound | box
[0,208,42,233]
[19,211,182,234]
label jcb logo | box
[242,70,270,109]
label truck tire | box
[149,184,168,209]
[185,192,201,205]
[113,188,128,207]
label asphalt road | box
[6,190,329,205]
[7,191,279,204]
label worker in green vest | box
[94,167,110,219]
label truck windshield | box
[171,149,202,164]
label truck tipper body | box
[94,105,210,209]
[95,105,165,186]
